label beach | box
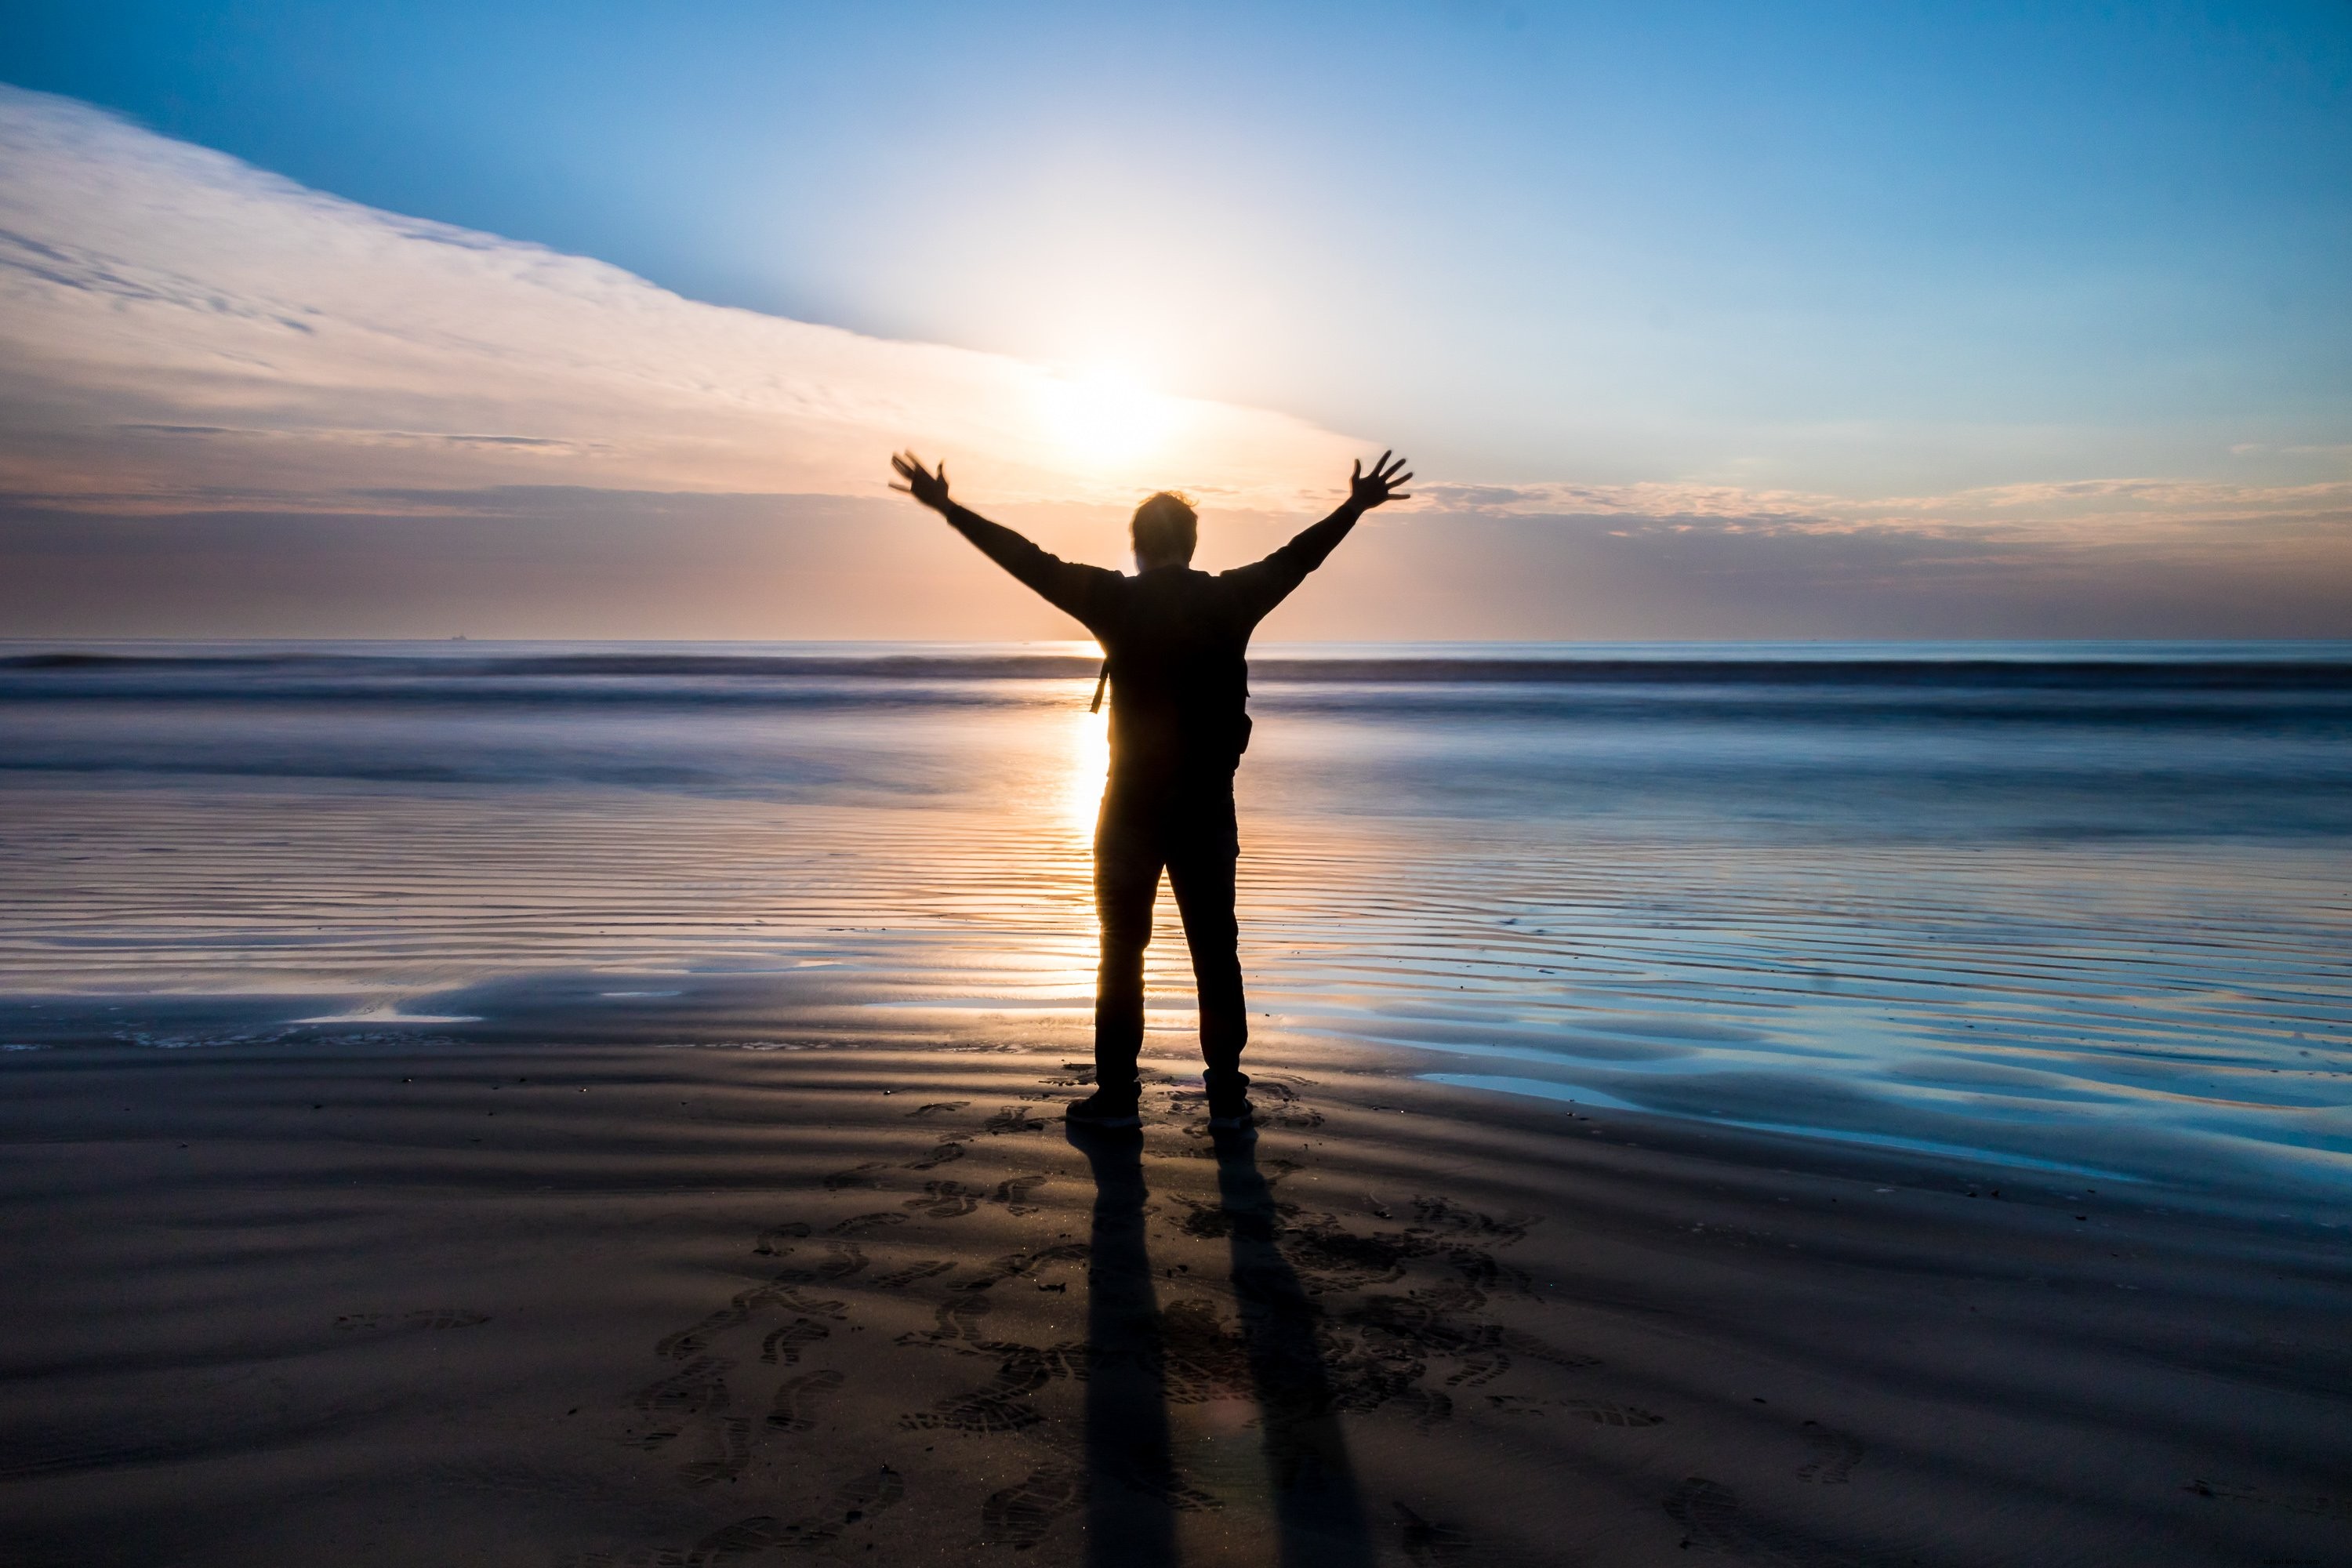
[5,1033,2348,1566]
[2,642,2349,1564]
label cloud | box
[1410,476,2352,540]
[2230,442,2352,459]
[0,85,1358,515]
[5,488,2345,641]
[1,85,2345,639]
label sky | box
[2,0,2348,639]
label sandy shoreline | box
[2,1025,2347,1566]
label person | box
[889,449,1412,1129]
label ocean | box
[3,640,2347,1208]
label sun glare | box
[1040,365,1175,473]
[1063,700,1110,840]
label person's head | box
[1131,491,1198,571]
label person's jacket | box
[941,502,1363,787]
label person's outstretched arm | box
[890,452,1116,626]
[1226,451,1413,619]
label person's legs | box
[1091,789,1165,1095]
[1166,784,1247,1082]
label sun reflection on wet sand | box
[3,649,2348,1195]
[1062,698,1110,840]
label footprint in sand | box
[903,1291,993,1345]
[871,1259,956,1290]
[772,1288,848,1319]
[771,1239,869,1283]
[989,1172,1051,1214]
[825,1212,907,1237]
[1443,1247,1539,1299]
[1281,1214,1427,1290]
[899,1390,1040,1436]
[633,1356,733,1416]
[759,1317,829,1365]
[630,1356,733,1448]
[1797,1421,1864,1483]
[677,1417,753,1488]
[980,1467,1084,1550]
[1315,1289,1606,1428]
[1096,1451,1222,1513]
[685,1525,779,1566]
[767,1369,846,1432]
[753,1221,810,1255]
[902,1348,1053,1433]
[981,1105,1047,1134]
[657,1284,782,1359]
[684,1468,905,1563]
[1410,1196,1539,1246]
[898,1244,1080,1308]
[903,1180,981,1218]
[959,1241,1091,1292]
[906,1101,970,1118]
[1663,1477,1754,1557]
[829,1465,908,1526]
[1395,1502,1473,1564]
[1248,1083,1324,1131]
[1176,1197,1234,1240]
[1497,1326,1602,1373]
[1442,1331,1512,1388]
[1156,1301,1252,1404]
[823,1163,889,1191]
[905,1142,966,1171]
[1563,1400,1666,1428]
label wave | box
[7,642,2351,694]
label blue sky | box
[1,2,2348,637]
[10,0,2347,489]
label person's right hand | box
[890,451,953,513]
[1348,451,1414,510]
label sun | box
[1039,364,1174,473]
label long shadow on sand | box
[1211,1126,1374,1567]
[1069,1123,1373,1568]
[1070,1127,1179,1566]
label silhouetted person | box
[891,449,1412,1127]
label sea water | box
[2,641,2347,1201]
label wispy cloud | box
[0,86,1356,514]
[1411,477,2352,539]
[2229,442,2352,459]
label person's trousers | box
[1091,777,1247,1092]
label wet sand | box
[4,1024,2347,1567]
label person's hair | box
[1131,491,1199,564]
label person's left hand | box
[890,451,953,512]
[1348,451,1414,510]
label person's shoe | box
[1205,1073,1254,1130]
[1063,1086,1142,1129]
